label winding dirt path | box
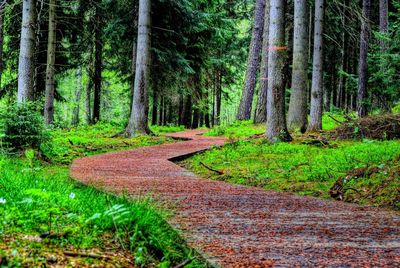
[71,130,400,267]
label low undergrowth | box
[186,114,400,210]
[0,123,205,267]
[43,123,177,165]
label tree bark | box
[214,70,222,125]
[182,95,192,128]
[17,0,36,103]
[92,5,102,123]
[237,0,265,120]
[72,67,82,126]
[151,90,157,125]
[379,0,388,53]
[44,0,56,125]
[307,0,325,132]
[126,0,152,136]
[266,0,292,142]
[0,4,4,90]
[357,0,370,118]
[287,0,309,132]
[254,0,270,124]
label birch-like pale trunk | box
[287,0,309,132]
[357,0,370,118]
[307,0,325,132]
[266,0,292,142]
[254,0,270,124]
[17,0,36,103]
[44,0,57,124]
[237,0,265,120]
[126,0,151,136]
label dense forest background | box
[0,0,399,135]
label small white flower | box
[0,198,6,205]
[42,189,46,192]
[69,192,76,199]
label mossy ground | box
[0,124,205,267]
[184,114,400,210]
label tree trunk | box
[126,0,152,136]
[254,0,270,124]
[92,6,102,123]
[151,90,157,125]
[287,0,309,132]
[17,0,36,103]
[204,87,211,128]
[182,95,192,128]
[44,0,56,125]
[237,0,265,120]
[357,0,370,118]
[178,94,183,125]
[307,0,325,132]
[337,0,349,110]
[266,0,292,142]
[72,68,82,126]
[0,5,4,90]
[214,70,222,125]
[379,0,388,53]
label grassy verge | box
[0,124,205,267]
[184,115,400,210]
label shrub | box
[0,102,50,152]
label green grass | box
[205,114,347,138]
[0,123,205,267]
[186,114,400,210]
[43,123,175,164]
[186,139,400,209]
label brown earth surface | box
[70,130,400,267]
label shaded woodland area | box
[0,0,398,137]
[0,0,399,267]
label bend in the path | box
[71,130,400,267]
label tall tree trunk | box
[237,0,265,120]
[287,0,309,132]
[307,0,325,132]
[214,70,222,125]
[204,87,211,128]
[357,0,370,118]
[17,0,36,103]
[0,1,8,92]
[266,0,292,142]
[0,4,4,90]
[151,90,157,125]
[44,0,56,125]
[178,94,183,125]
[72,67,82,126]
[158,95,164,126]
[182,95,192,128]
[337,0,349,110]
[254,0,270,124]
[126,0,152,136]
[379,0,388,53]
[85,80,92,125]
[92,6,102,123]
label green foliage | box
[0,103,50,152]
[0,158,203,266]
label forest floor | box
[185,119,400,210]
[0,124,205,267]
[70,128,400,267]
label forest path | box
[70,130,400,267]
